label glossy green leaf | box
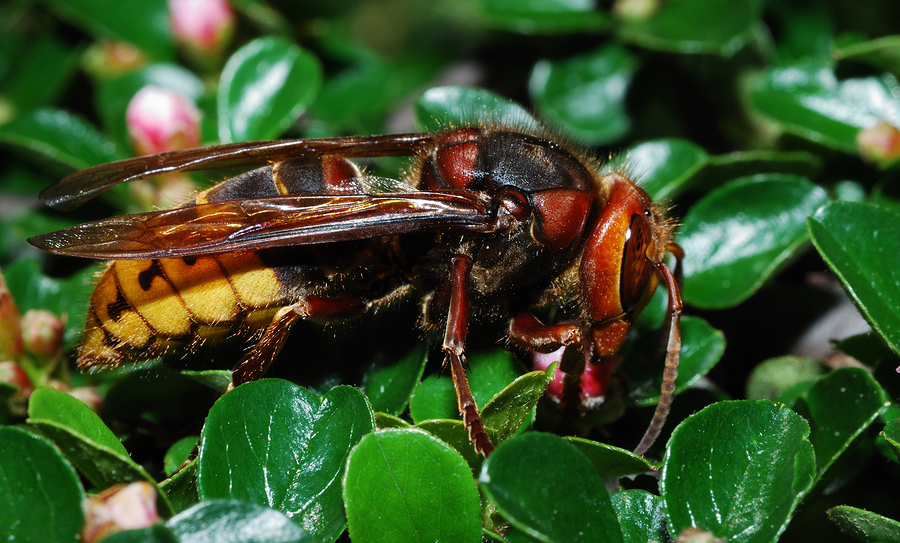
[479,433,623,543]
[795,367,889,475]
[481,366,552,442]
[808,201,900,355]
[167,500,312,543]
[662,401,815,543]
[198,380,374,543]
[828,505,900,543]
[159,457,199,514]
[627,316,725,406]
[479,0,612,33]
[40,0,174,59]
[415,86,536,132]
[565,437,655,479]
[745,356,825,404]
[96,64,205,150]
[344,429,482,543]
[529,44,638,145]
[360,342,428,415]
[3,259,98,347]
[0,108,123,171]
[752,62,900,153]
[164,435,199,477]
[0,426,85,543]
[409,349,523,423]
[835,35,900,78]
[697,150,824,190]
[28,387,159,491]
[618,0,761,55]
[3,34,79,111]
[610,490,668,543]
[608,138,709,200]
[883,418,900,462]
[414,419,485,469]
[679,174,829,308]
[218,37,322,143]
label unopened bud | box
[81,482,159,543]
[21,309,64,359]
[69,386,103,414]
[126,86,201,156]
[169,0,235,60]
[83,41,148,78]
[533,348,618,407]
[857,120,900,164]
[613,0,661,21]
[0,272,22,359]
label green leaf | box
[529,44,638,145]
[481,367,552,442]
[795,367,889,475]
[167,500,312,543]
[159,457,199,514]
[882,418,900,462]
[0,426,85,543]
[745,356,825,404]
[414,419,486,469]
[3,259,98,347]
[479,0,612,33]
[360,342,428,416]
[479,433,623,543]
[835,35,900,78]
[751,62,900,153]
[102,525,179,543]
[618,0,761,56]
[40,0,174,59]
[608,138,709,200]
[627,316,726,406]
[697,150,824,190]
[662,401,816,543]
[0,108,123,171]
[164,436,199,477]
[198,380,374,543]
[409,349,523,423]
[415,86,536,132]
[679,174,829,308]
[565,437,655,479]
[3,34,80,111]
[218,37,322,143]
[28,387,160,492]
[808,201,900,356]
[610,490,668,543]
[344,429,482,543]
[828,505,900,543]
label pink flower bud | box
[20,309,64,359]
[0,273,22,359]
[169,0,235,58]
[533,348,618,406]
[126,86,201,156]
[857,120,900,164]
[81,482,159,543]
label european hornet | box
[29,123,682,456]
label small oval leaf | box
[679,174,829,308]
[344,429,482,543]
[219,37,322,143]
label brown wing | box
[40,133,438,210]
[28,192,492,260]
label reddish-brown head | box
[578,172,674,358]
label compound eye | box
[620,213,655,313]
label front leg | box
[443,255,495,457]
